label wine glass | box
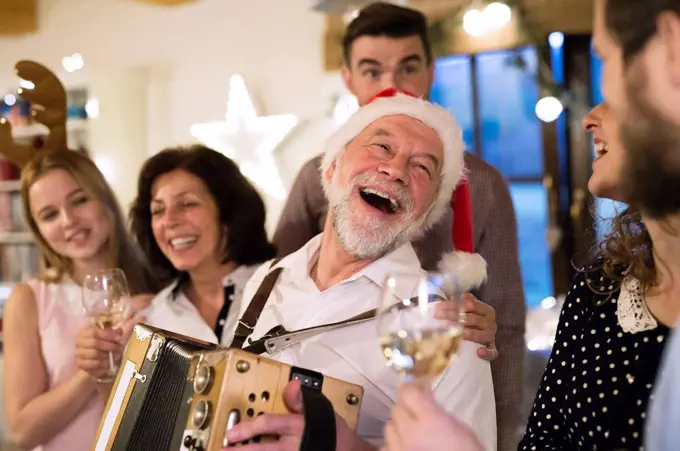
[81,268,131,382]
[377,271,463,383]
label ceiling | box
[410,0,594,33]
[0,0,198,35]
[0,0,37,35]
[321,0,594,71]
[0,0,593,37]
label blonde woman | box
[3,150,158,451]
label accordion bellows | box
[92,324,364,451]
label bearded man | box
[592,1,680,449]
[225,89,497,451]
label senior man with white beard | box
[225,88,497,451]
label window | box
[431,47,553,309]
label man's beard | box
[328,172,424,259]
[620,64,680,219]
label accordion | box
[92,324,365,451]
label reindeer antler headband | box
[0,60,68,168]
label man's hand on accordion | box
[224,379,376,451]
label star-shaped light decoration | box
[190,75,297,200]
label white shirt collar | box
[166,264,259,300]
[273,233,424,298]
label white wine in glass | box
[377,272,463,382]
[82,268,131,382]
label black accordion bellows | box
[112,340,210,451]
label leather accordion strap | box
[230,259,282,349]
[299,386,337,451]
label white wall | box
[0,0,349,231]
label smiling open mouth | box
[170,236,198,249]
[595,142,609,158]
[359,188,400,214]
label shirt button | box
[219,319,226,326]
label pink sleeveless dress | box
[26,278,104,451]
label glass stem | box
[108,351,116,376]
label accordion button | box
[194,364,214,394]
[192,400,212,429]
[347,393,360,405]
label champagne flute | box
[377,271,463,383]
[81,268,130,383]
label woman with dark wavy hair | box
[74,144,276,358]
[519,101,675,450]
[129,144,277,343]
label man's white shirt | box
[238,234,497,450]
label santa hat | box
[443,179,488,291]
[320,88,487,291]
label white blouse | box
[142,265,258,345]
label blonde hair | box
[20,149,158,294]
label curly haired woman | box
[519,101,678,450]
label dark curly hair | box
[600,207,654,284]
[581,205,654,297]
[129,145,277,286]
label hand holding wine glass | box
[377,271,463,383]
[81,268,130,383]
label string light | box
[483,2,512,29]
[190,75,297,200]
[535,96,564,123]
[62,53,84,73]
[463,2,512,37]
[548,32,565,49]
[3,94,16,106]
[463,9,488,37]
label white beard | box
[328,172,424,259]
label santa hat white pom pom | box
[438,251,487,292]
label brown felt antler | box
[0,60,67,168]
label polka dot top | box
[519,268,670,451]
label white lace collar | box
[617,276,658,334]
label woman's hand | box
[74,293,154,379]
[435,292,498,361]
[382,383,484,451]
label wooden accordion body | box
[92,324,364,451]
